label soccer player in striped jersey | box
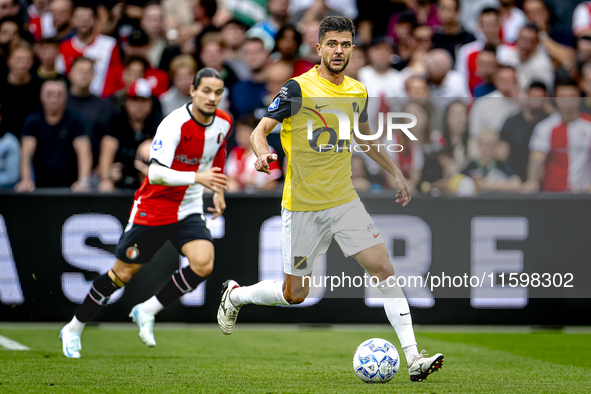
[60,68,232,358]
[217,16,444,382]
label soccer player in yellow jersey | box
[218,16,443,381]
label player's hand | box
[208,191,226,220]
[254,153,277,175]
[195,167,228,193]
[392,173,411,207]
[14,179,35,193]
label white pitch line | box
[0,334,30,351]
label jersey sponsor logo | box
[294,256,308,270]
[126,245,139,260]
[217,132,224,144]
[174,154,214,166]
[152,139,163,151]
[268,97,280,111]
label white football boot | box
[408,350,444,382]
[59,324,82,358]
[129,303,156,347]
[217,280,241,335]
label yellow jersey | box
[264,65,369,211]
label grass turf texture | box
[0,326,589,393]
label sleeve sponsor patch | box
[152,139,163,151]
[268,97,280,111]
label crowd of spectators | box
[1,0,590,196]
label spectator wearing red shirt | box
[57,2,122,98]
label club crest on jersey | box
[268,97,280,111]
[126,246,139,260]
[217,132,224,144]
[152,139,163,151]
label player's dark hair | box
[480,7,500,19]
[71,56,94,69]
[318,16,355,44]
[528,80,548,92]
[192,67,223,89]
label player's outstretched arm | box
[251,117,279,175]
[354,121,411,206]
[149,163,228,192]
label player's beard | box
[323,55,350,75]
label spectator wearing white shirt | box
[502,24,554,92]
[499,0,527,44]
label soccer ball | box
[353,338,400,383]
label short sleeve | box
[149,113,182,168]
[529,120,552,154]
[358,85,369,123]
[263,79,302,122]
[71,112,88,138]
[21,114,39,139]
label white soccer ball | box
[353,338,400,383]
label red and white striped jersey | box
[28,5,56,42]
[529,112,591,193]
[129,104,233,226]
[57,34,122,98]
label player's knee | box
[188,256,214,277]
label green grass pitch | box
[0,325,590,393]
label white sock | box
[142,296,164,315]
[377,277,419,365]
[69,316,85,334]
[230,280,289,307]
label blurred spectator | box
[462,129,522,193]
[442,100,470,174]
[499,81,550,182]
[0,42,42,139]
[432,0,476,63]
[293,20,320,76]
[221,19,249,81]
[473,44,497,97]
[293,0,344,30]
[198,33,238,92]
[160,54,197,116]
[67,56,113,170]
[111,55,148,109]
[99,79,161,191]
[469,65,521,139]
[223,0,266,27]
[28,0,56,42]
[33,37,65,83]
[0,102,19,188]
[405,74,430,98]
[580,60,591,114]
[141,1,167,69]
[417,148,476,196]
[357,0,406,45]
[456,7,513,95]
[226,114,281,192]
[499,0,527,44]
[390,11,417,71]
[386,0,440,46]
[526,79,591,193]
[351,155,372,192]
[503,24,554,92]
[0,18,21,75]
[573,1,591,36]
[57,2,123,98]
[575,33,591,73]
[290,0,357,25]
[16,80,91,191]
[271,25,302,67]
[523,0,575,70]
[413,24,434,55]
[0,0,27,27]
[230,37,270,119]
[344,45,365,80]
[48,0,74,42]
[247,0,290,51]
[120,28,170,97]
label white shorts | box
[282,198,384,276]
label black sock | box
[75,273,122,322]
[156,266,206,307]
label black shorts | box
[115,214,213,264]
